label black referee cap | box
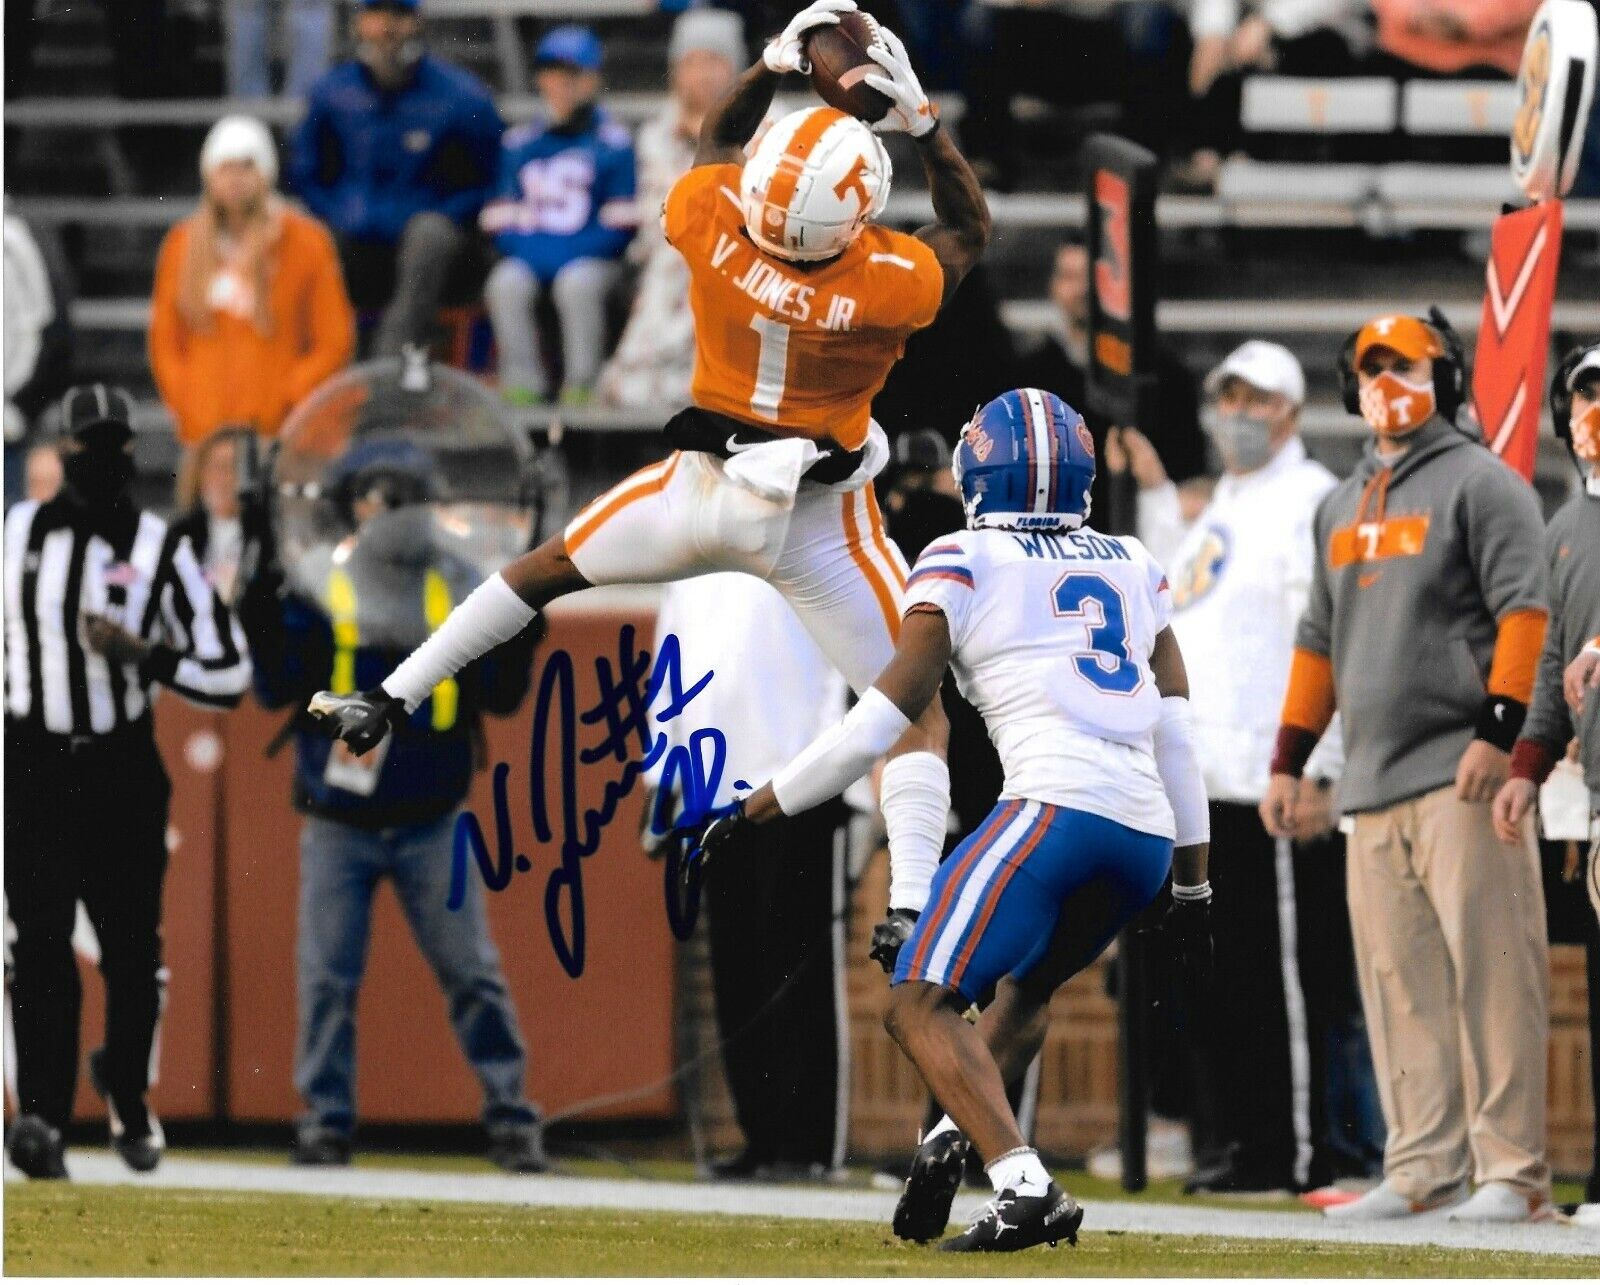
[60,384,136,447]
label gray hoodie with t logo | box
[1295,416,1547,814]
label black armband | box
[1473,695,1526,752]
[138,645,180,687]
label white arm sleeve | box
[771,687,911,819]
[382,573,536,712]
[1154,695,1210,847]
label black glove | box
[868,907,920,974]
[307,687,406,755]
[678,799,751,882]
[1158,894,1213,1026]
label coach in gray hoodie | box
[1260,312,1552,1224]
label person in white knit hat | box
[149,115,354,448]
[598,8,747,410]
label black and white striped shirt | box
[5,498,251,736]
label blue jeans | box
[226,0,333,97]
[294,810,536,1135]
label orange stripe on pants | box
[842,490,900,644]
[565,453,681,557]
[864,485,907,592]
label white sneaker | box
[1324,1180,1466,1221]
[1570,1203,1600,1229]
[1086,1117,1194,1182]
[1446,1181,1554,1224]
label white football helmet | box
[740,106,891,263]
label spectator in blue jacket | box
[290,0,504,357]
[482,26,636,408]
[239,438,543,1171]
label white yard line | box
[8,1153,1597,1260]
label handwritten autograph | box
[449,626,746,978]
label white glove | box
[862,25,937,137]
[763,0,857,75]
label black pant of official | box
[1193,801,1372,1190]
[4,723,171,1130]
[706,798,851,1170]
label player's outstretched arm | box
[693,0,857,167]
[863,27,991,304]
[693,60,783,168]
[692,609,951,858]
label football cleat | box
[6,1114,68,1180]
[892,1129,970,1242]
[88,1048,164,1173]
[308,688,405,755]
[939,1182,1082,1253]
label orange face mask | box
[1572,402,1600,463]
[1358,371,1436,436]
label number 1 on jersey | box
[749,315,790,421]
[1051,572,1142,695]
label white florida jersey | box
[903,525,1176,839]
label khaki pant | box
[1346,785,1551,1204]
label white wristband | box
[383,573,535,712]
[1172,881,1212,902]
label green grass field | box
[6,1184,1597,1277]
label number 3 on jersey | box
[748,316,790,421]
[1051,572,1142,695]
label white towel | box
[722,436,822,507]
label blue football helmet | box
[952,388,1096,531]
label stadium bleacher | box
[6,1,1598,493]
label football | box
[805,11,893,124]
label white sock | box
[880,751,950,912]
[382,573,536,711]
[925,1114,958,1142]
[986,1146,1050,1198]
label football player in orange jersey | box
[311,0,991,955]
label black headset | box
[1549,341,1600,442]
[1338,306,1468,423]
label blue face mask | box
[1201,406,1276,473]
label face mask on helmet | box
[1359,370,1436,436]
[1201,405,1276,472]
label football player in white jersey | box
[690,389,1212,1252]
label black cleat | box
[291,1126,353,1167]
[893,1130,971,1242]
[487,1123,547,1174]
[939,1182,1083,1253]
[88,1048,163,1173]
[6,1114,68,1180]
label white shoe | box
[1570,1203,1600,1229]
[1086,1117,1194,1182]
[1446,1181,1554,1224]
[1323,1180,1466,1221]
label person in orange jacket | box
[150,115,355,448]
[1372,0,1543,76]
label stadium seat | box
[1240,77,1400,135]
[1401,80,1519,137]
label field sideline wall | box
[45,608,1596,1175]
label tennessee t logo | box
[833,155,870,211]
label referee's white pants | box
[562,450,909,695]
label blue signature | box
[448,625,746,978]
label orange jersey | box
[663,162,943,450]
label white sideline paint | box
[7,1153,1596,1259]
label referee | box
[4,386,250,1180]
